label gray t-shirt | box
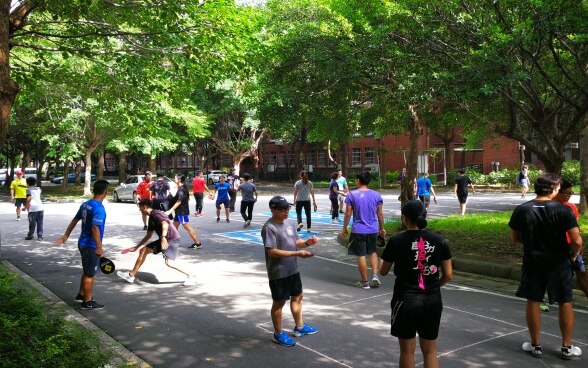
[294,180,313,202]
[238,181,257,202]
[262,219,300,280]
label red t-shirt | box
[564,201,579,244]
[137,180,152,200]
[192,177,206,193]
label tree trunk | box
[580,125,588,214]
[0,0,20,149]
[118,151,127,183]
[97,147,105,180]
[401,108,421,205]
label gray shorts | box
[146,238,180,261]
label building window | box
[287,152,296,167]
[278,152,286,167]
[318,150,327,167]
[269,153,277,165]
[307,151,315,166]
[365,147,375,165]
[352,148,361,167]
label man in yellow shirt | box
[10,170,28,221]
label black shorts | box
[390,290,443,340]
[347,233,377,256]
[145,238,180,261]
[14,198,26,207]
[418,195,431,208]
[457,193,468,204]
[269,272,303,301]
[516,265,573,304]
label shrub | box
[561,160,580,185]
[386,170,400,184]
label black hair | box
[401,200,428,229]
[176,174,186,184]
[242,173,251,180]
[534,173,561,195]
[457,169,465,175]
[356,171,372,185]
[331,171,338,180]
[560,179,572,191]
[196,170,203,175]
[93,179,109,195]
[26,177,37,186]
[138,199,152,208]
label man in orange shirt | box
[136,171,154,230]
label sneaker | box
[226,219,230,223]
[331,219,338,224]
[37,236,43,240]
[371,275,381,288]
[117,271,135,284]
[143,225,148,230]
[539,302,549,312]
[217,217,220,223]
[355,281,370,289]
[183,275,197,286]
[561,345,582,360]
[74,294,94,303]
[245,220,251,228]
[272,331,296,347]
[293,323,319,337]
[297,223,303,232]
[339,210,344,214]
[81,300,104,310]
[25,235,34,240]
[522,342,543,357]
[307,228,312,232]
[188,243,202,249]
[16,217,20,221]
[197,213,203,217]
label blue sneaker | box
[272,331,296,347]
[293,323,319,337]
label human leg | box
[36,210,44,237]
[240,201,248,221]
[195,193,203,214]
[330,197,338,220]
[271,299,287,333]
[247,201,254,221]
[81,274,95,302]
[419,337,439,368]
[290,293,304,328]
[164,258,190,278]
[181,223,201,244]
[27,212,36,237]
[303,200,311,228]
[295,201,303,226]
[558,302,574,347]
[398,338,417,368]
[526,300,542,345]
[225,206,230,221]
[357,256,368,283]
[129,247,154,277]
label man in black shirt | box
[453,169,475,215]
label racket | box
[121,248,131,254]
[99,256,116,274]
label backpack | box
[517,172,524,185]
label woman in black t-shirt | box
[380,200,453,368]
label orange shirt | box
[564,201,579,244]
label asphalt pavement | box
[1,188,586,367]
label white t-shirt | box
[26,186,43,212]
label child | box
[24,177,44,240]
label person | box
[293,170,316,232]
[227,169,240,212]
[136,170,154,230]
[336,170,349,214]
[416,173,436,209]
[150,172,171,214]
[454,169,475,215]
[212,175,231,223]
[329,171,345,223]
[10,169,27,221]
[24,177,44,240]
[261,196,319,347]
[54,180,109,309]
[380,200,453,368]
[238,173,257,227]
[117,200,197,286]
[340,171,386,289]
[554,180,588,299]
[192,170,211,217]
[519,165,530,198]
[508,174,583,360]
[166,174,202,249]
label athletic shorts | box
[390,290,443,340]
[174,214,190,224]
[79,245,100,277]
[269,272,303,301]
[516,265,574,304]
[347,233,377,257]
[457,193,468,204]
[216,199,230,209]
[145,238,180,261]
[14,198,26,207]
[418,195,431,208]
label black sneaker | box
[217,217,220,223]
[188,243,202,249]
[25,235,34,240]
[74,294,95,303]
[226,219,230,223]
[37,236,43,240]
[143,225,148,230]
[81,300,104,310]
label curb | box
[1,260,151,368]
[453,257,521,281]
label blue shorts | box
[174,214,190,224]
[347,233,377,256]
[79,246,100,277]
[269,272,303,301]
[516,264,574,304]
[216,199,230,209]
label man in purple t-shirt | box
[340,171,386,289]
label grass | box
[0,264,116,368]
[384,212,588,265]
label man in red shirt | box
[192,170,211,217]
[136,171,154,230]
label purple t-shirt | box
[345,189,383,234]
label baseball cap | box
[15,170,23,175]
[269,196,290,210]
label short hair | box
[457,169,465,175]
[331,171,339,180]
[356,171,372,185]
[534,173,561,195]
[219,175,226,179]
[196,170,203,176]
[26,177,37,186]
[176,174,186,183]
[138,199,152,208]
[93,179,109,195]
[242,173,251,180]
[145,170,152,176]
[560,179,573,191]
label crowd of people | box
[7,165,583,364]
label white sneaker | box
[561,345,582,360]
[183,275,197,286]
[371,275,381,287]
[117,271,135,284]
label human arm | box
[91,225,104,256]
[340,204,353,238]
[24,194,32,211]
[377,204,386,236]
[510,229,522,243]
[439,259,453,286]
[254,188,258,202]
[380,260,392,276]
[54,218,80,246]
[266,246,314,258]
[568,227,583,260]
[293,186,298,203]
[311,186,317,211]
[130,231,154,252]
[453,183,458,197]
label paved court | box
[0,190,586,367]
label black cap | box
[156,172,164,178]
[269,196,290,210]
